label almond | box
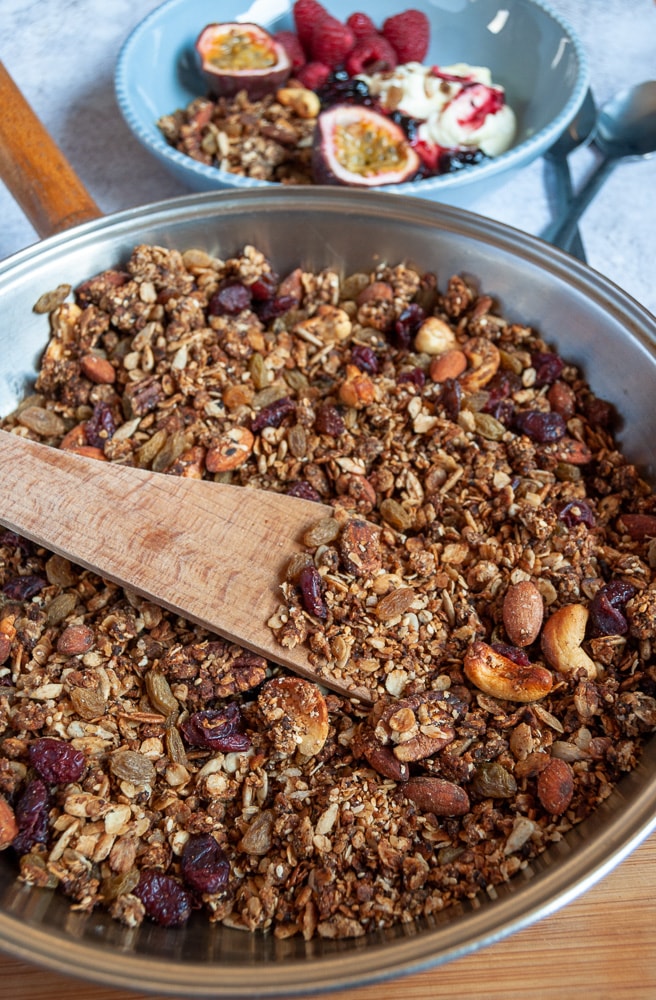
[80,354,116,384]
[464,640,553,703]
[551,437,592,465]
[537,757,574,815]
[502,580,544,647]
[429,349,468,383]
[404,776,470,816]
[56,623,95,656]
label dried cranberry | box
[531,351,564,387]
[84,401,116,447]
[251,397,296,433]
[588,580,637,638]
[248,272,279,301]
[514,410,566,443]
[397,367,426,389]
[208,280,252,316]
[482,371,520,418]
[253,294,297,323]
[0,530,34,556]
[441,378,462,421]
[299,565,327,619]
[391,304,425,349]
[13,778,49,854]
[29,737,86,784]
[490,642,531,666]
[584,396,614,428]
[2,575,46,601]
[350,344,379,374]
[134,871,191,927]
[315,404,345,436]
[558,500,596,528]
[287,481,322,502]
[181,833,230,894]
[180,704,251,752]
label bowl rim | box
[1,187,656,997]
[114,0,590,195]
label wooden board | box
[2,832,656,1000]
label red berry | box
[274,30,306,72]
[293,0,331,56]
[345,33,398,76]
[310,16,356,68]
[346,12,378,39]
[296,60,331,90]
[382,9,430,64]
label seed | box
[375,587,415,621]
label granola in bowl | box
[1,239,656,938]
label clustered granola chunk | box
[1,241,656,937]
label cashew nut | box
[276,86,321,118]
[464,640,553,703]
[541,603,598,679]
[459,336,500,391]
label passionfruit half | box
[312,106,420,187]
[195,22,292,100]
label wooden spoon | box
[0,430,372,703]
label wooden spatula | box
[0,429,372,703]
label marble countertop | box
[1,0,655,314]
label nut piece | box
[338,364,376,408]
[459,336,500,390]
[56,624,95,655]
[537,757,574,815]
[404,776,470,816]
[464,640,553,703]
[413,316,457,355]
[257,676,329,757]
[276,86,321,118]
[502,580,544,647]
[0,795,18,849]
[206,426,254,472]
[80,354,116,384]
[541,604,597,679]
[429,349,467,383]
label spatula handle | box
[0,61,101,239]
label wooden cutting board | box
[2,832,655,1000]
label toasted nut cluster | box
[1,240,656,942]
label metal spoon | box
[542,88,597,260]
[543,80,656,253]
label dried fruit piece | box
[195,22,291,100]
[180,705,251,753]
[299,565,328,619]
[12,779,49,854]
[258,676,329,757]
[180,833,230,894]
[312,106,420,188]
[109,749,156,785]
[135,871,191,927]
[29,738,86,784]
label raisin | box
[531,351,564,387]
[315,404,345,436]
[392,303,425,349]
[2,575,46,600]
[441,378,462,421]
[84,401,116,447]
[559,500,596,528]
[514,410,566,442]
[180,704,251,752]
[208,280,251,316]
[588,580,637,638]
[350,344,379,374]
[490,642,530,667]
[397,367,426,389]
[584,396,615,428]
[0,530,34,556]
[13,778,49,854]
[253,294,297,323]
[181,833,230,894]
[287,481,322,502]
[251,397,296,433]
[134,871,191,927]
[248,272,278,301]
[29,737,86,784]
[299,565,327,619]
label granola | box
[1,240,656,937]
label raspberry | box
[345,34,398,76]
[293,0,331,56]
[274,30,306,72]
[382,9,430,64]
[296,60,331,90]
[310,17,356,68]
[346,12,378,38]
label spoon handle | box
[544,154,587,261]
[542,156,618,252]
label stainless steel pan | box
[1,64,656,998]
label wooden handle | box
[0,61,101,238]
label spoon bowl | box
[544,80,656,251]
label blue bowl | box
[115,0,589,207]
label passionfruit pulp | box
[312,106,420,187]
[195,22,291,100]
